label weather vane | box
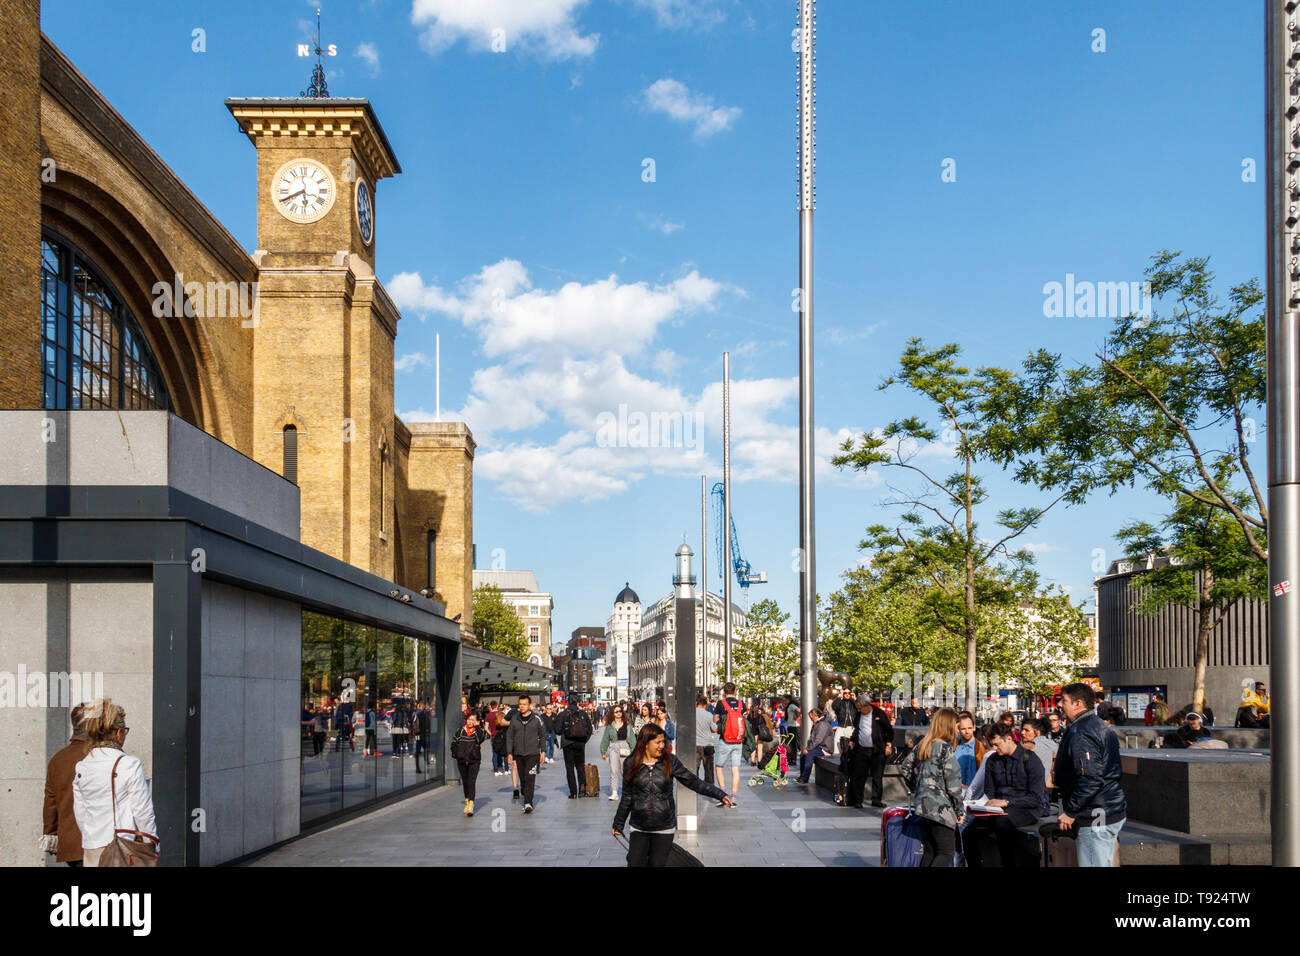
[300,8,331,98]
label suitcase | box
[880,807,926,867]
[666,843,705,867]
[1042,831,1078,867]
[583,764,601,797]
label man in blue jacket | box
[1054,682,1127,866]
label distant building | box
[473,569,554,666]
[1095,553,1268,721]
[630,590,745,700]
[605,582,642,698]
[569,626,607,658]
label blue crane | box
[710,482,768,606]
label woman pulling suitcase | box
[897,707,965,866]
[612,723,733,867]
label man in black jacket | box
[505,695,546,812]
[558,700,592,798]
[846,693,893,808]
[1054,682,1126,866]
[897,697,928,727]
[965,723,1048,867]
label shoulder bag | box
[98,755,159,867]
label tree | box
[818,562,964,694]
[1115,485,1267,714]
[981,587,1091,698]
[1005,252,1267,566]
[472,584,528,660]
[719,598,798,699]
[832,339,1070,704]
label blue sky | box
[42,1,1265,643]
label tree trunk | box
[964,451,977,709]
[1192,563,1214,715]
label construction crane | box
[710,481,768,611]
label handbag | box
[97,755,159,867]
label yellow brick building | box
[0,14,475,639]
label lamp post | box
[1266,0,1300,866]
[673,543,698,829]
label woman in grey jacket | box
[898,707,965,866]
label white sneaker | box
[608,792,618,801]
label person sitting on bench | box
[964,723,1048,867]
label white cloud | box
[394,352,432,372]
[389,259,726,359]
[641,212,684,234]
[629,0,729,29]
[356,42,381,76]
[826,322,885,345]
[410,0,598,59]
[643,78,741,139]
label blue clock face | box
[356,179,374,245]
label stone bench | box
[813,755,911,804]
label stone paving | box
[248,748,886,867]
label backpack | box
[720,699,745,744]
[757,714,773,742]
[452,729,480,761]
[566,710,591,742]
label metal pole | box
[673,545,698,829]
[1267,0,1300,867]
[701,475,709,693]
[796,0,818,750]
[723,352,733,684]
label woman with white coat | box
[73,699,158,866]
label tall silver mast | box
[1266,0,1300,867]
[796,0,818,746]
[723,351,733,684]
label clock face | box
[272,158,335,224]
[356,179,374,245]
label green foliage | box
[831,339,1070,701]
[719,598,798,699]
[472,584,528,660]
[980,587,1091,695]
[1000,252,1267,564]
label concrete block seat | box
[813,755,911,804]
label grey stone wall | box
[199,580,301,865]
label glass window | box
[40,234,169,413]
[300,611,443,824]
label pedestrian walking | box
[600,704,632,800]
[630,702,651,740]
[490,707,509,775]
[413,700,432,773]
[795,707,833,784]
[451,711,488,815]
[72,699,158,867]
[559,699,593,798]
[845,693,894,808]
[542,703,558,762]
[712,682,747,806]
[611,723,733,866]
[694,695,716,783]
[749,700,773,768]
[42,703,88,867]
[364,702,378,755]
[1054,682,1127,866]
[505,694,546,812]
[897,707,965,867]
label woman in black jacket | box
[612,724,733,866]
[451,712,489,816]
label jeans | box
[626,831,674,867]
[1076,819,1124,867]
[563,742,586,796]
[696,744,715,784]
[798,746,826,783]
[607,743,629,795]
[545,732,556,760]
[920,820,958,867]
[457,759,479,800]
[492,749,507,773]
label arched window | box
[283,425,298,484]
[40,234,169,411]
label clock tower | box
[226,94,402,577]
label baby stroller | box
[748,732,795,786]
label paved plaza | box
[249,749,885,867]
